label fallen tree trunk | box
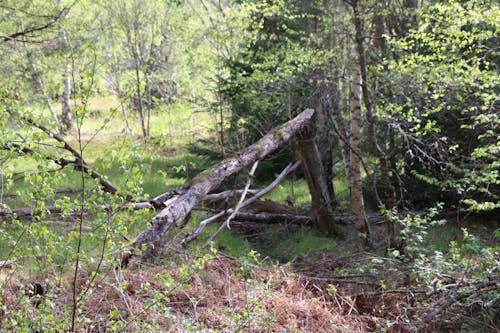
[229,212,312,225]
[186,161,301,245]
[123,108,315,265]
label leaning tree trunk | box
[350,70,371,242]
[123,108,316,265]
[296,102,345,238]
[296,127,345,238]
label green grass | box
[187,223,253,259]
[263,179,311,209]
[0,97,215,267]
[274,226,339,259]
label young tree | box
[101,0,178,140]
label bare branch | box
[6,112,132,200]
[2,7,69,43]
[181,161,301,246]
[224,160,259,230]
[122,109,314,265]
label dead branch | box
[0,201,152,222]
[123,109,315,264]
[0,205,90,222]
[201,189,259,203]
[221,160,259,230]
[241,198,296,214]
[229,212,312,225]
[182,161,301,246]
[1,7,69,43]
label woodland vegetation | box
[0,0,498,332]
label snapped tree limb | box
[203,161,301,244]
[123,108,315,265]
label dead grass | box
[0,254,389,332]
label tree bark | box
[315,79,337,204]
[123,108,315,264]
[182,161,301,245]
[296,131,345,238]
[352,0,398,247]
[350,70,370,241]
[60,62,73,134]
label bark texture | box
[124,109,315,264]
[60,63,73,134]
[352,0,397,247]
[296,132,345,238]
[350,70,370,241]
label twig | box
[220,160,259,231]
[181,161,301,245]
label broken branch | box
[123,108,314,264]
[181,161,301,245]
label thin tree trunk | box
[352,0,397,247]
[350,70,370,242]
[330,80,351,183]
[144,71,152,139]
[60,63,73,134]
[21,23,60,128]
[60,28,72,135]
[126,16,147,140]
[134,63,147,139]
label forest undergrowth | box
[1,99,498,332]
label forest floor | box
[2,221,496,332]
[0,251,419,332]
[1,98,498,332]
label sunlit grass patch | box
[263,179,311,209]
[263,225,339,263]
